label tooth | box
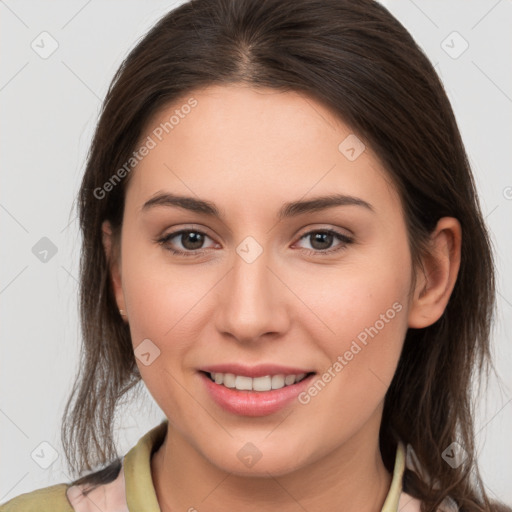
[284,374,296,386]
[253,375,272,391]
[223,373,236,388]
[235,375,253,390]
[271,374,285,390]
[210,372,310,391]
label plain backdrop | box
[1,0,511,506]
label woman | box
[1,0,509,511]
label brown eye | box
[158,229,216,256]
[309,232,335,250]
[177,231,205,250]
[295,229,353,256]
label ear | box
[102,220,127,320]
[408,217,461,328]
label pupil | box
[311,232,332,250]
[183,232,204,250]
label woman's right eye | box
[157,229,217,256]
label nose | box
[214,247,290,344]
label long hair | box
[62,1,508,510]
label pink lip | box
[199,363,314,378]
[199,371,316,417]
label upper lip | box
[199,363,315,378]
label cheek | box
[293,242,411,351]
[297,236,410,380]
[120,233,209,345]
[120,258,200,414]
[119,237,224,411]
[308,277,408,401]
[294,281,409,444]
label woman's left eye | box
[157,228,353,257]
[294,229,353,256]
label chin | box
[203,440,312,478]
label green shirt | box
[0,419,422,511]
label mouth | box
[200,370,315,392]
[198,368,317,416]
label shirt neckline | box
[124,419,407,512]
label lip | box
[199,363,314,378]
[199,370,316,417]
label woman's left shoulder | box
[399,491,459,512]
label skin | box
[102,84,461,512]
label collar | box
[68,419,418,512]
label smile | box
[199,369,317,416]
[207,372,311,391]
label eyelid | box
[294,224,353,241]
[157,223,217,242]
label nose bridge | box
[215,240,288,342]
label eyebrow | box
[141,192,374,220]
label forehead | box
[125,84,400,218]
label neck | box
[151,418,393,512]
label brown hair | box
[61,0,509,510]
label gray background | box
[1,0,511,506]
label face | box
[108,84,416,476]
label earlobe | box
[102,220,127,320]
[408,217,461,329]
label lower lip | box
[199,372,315,416]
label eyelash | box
[156,228,353,257]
